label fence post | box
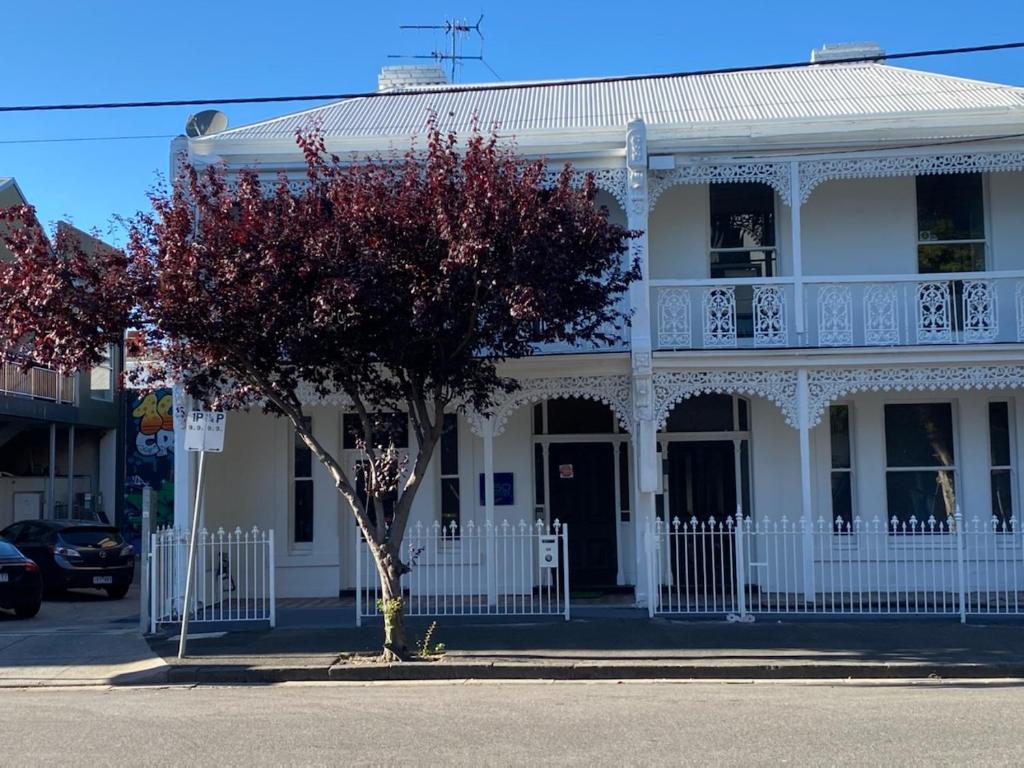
[149,531,158,635]
[646,522,656,618]
[354,529,362,627]
[733,505,747,619]
[139,487,152,635]
[561,523,571,621]
[268,529,276,628]
[955,506,967,624]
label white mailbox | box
[539,535,559,569]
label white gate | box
[356,520,570,622]
[651,512,1024,619]
[150,526,276,632]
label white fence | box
[651,513,1024,619]
[356,520,570,622]
[150,526,276,632]
[653,270,1024,350]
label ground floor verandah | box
[178,355,1024,618]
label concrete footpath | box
[148,615,1024,684]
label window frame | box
[914,172,989,275]
[987,398,1016,533]
[827,403,856,535]
[882,399,959,536]
[289,417,315,550]
[89,345,115,402]
[707,182,781,280]
[439,412,461,536]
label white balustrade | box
[653,270,1024,350]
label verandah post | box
[482,419,497,607]
[797,368,816,603]
[734,503,747,618]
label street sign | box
[539,535,558,568]
[184,411,226,453]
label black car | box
[0,540,43,618]
[0,521,134,599]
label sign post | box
[178,411,225,659]
[139,486,152,635]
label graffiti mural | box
[124,388,175,538]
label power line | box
[0,133,175,146]
[1,40,1023,114]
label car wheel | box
[14,602,40,619]
[105,584,131,600]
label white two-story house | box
[171,43,1024,619]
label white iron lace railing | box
[653,270,1024,350]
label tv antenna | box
[389,15,498,82]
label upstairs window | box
[916,173,986,274]
[709,183,777,338]
[90,345,114,401]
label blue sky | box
[3,0,1024,240]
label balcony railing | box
[1,360,78,405]
[653,270,1024,350]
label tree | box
[0,120,637,659]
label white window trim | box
[882,398,960,541]
[289,419,314,553]
[827,403,856,539]
[986,397,1016,535]
[914,173,989,271]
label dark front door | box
[665,441,736,593]
[547,442,617,588]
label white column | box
[625,118,657,607]
[47,423,56,519]
[482,418,497,605]
[66,425,75,518]
[790,161,805,338]
[797,367,815,601]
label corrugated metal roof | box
[203,63,1024,144]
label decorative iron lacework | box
[294,381,353,408]
[797,150,1024,204]
[648,161,792,211]
[652,370,800,429]
[806,365,1024,427]
[466,375,633,437]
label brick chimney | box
[377,64,449,93]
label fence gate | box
[149,526,276,632]
[650,512,1024,620]
[356,520,570,623]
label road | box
[3,680,1022,766]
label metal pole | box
[178,450,206,659]
[734,503,747,618]
[139,487,152,635]
[47,423,56,518]
[67,425,75,518]
[268,529,276,628]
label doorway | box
[547,442,617,588]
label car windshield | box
[0,541,21,558]
[59,529,124,548]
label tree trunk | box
[377,555,410,662]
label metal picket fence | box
[356,519,570,623]
[650,511,1024,620]
[150,526,276,632]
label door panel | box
[547,442,616,588]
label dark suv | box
[0,521,134,599]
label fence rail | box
[150,526,275,631]
[356,520,570,622]
[651,512,1024,619]
[1,361,77,404]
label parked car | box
[0,540,43,618]
[0,521,134,599]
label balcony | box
[653,270,1024,351]
[1,360,78,405]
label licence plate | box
[93,576,113,585]
[0,573,8,582]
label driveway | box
[0,572,166,686]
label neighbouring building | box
[167,45,1024,618]
[0,177,124,531]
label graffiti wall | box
[124,388,175,533]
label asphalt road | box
[4,680,1023,766]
